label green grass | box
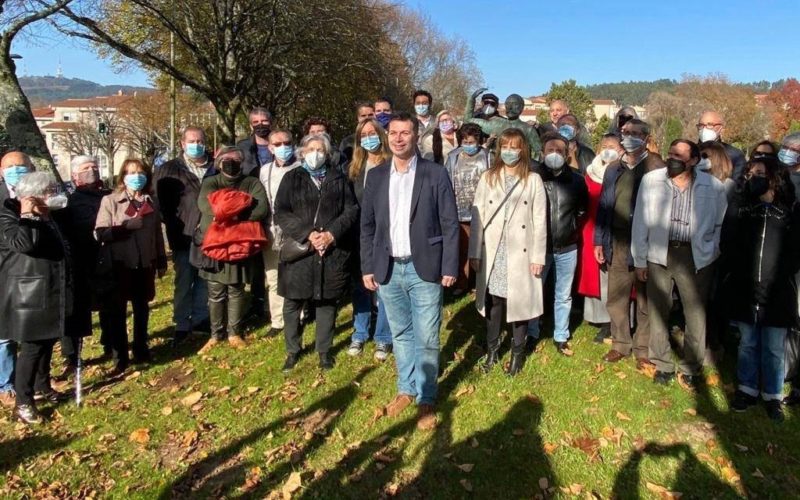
[1,266,798,499]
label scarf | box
[586,155,608,184]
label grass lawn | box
[1,265,798,499]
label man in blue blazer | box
[360,112,459,431]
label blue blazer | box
[360,158,459,284]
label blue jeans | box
[0,340,16,393]
[736,321,786,401]
[352,278,392,345]
[173,249,209,331]
[528,250,577,342]
[378,260,442,405]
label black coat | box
[62,188,111,336]
[237,136,273,177]
[534,165,588,253]
[721,196,800,327]
[274,166,359,300]
[0,199,71,342]
[153,156,215,251]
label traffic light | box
[98,123,108,134]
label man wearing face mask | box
[777,132,800,195]
[527,133,588,355]
[473,93,500,120]
[258,129,301,337]
[555,114,595,174]
[696,110,746,179]
[237,107,274,177]
[197,146,269,354]
[632,139,727,388]
[374,97,394,130]
[594,119,665,369]
[154,127,214,346]
[413,90,436,146]
[58,156,114,378]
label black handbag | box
[278,192,323,263]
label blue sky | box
[11,0,799,96]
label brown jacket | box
[95,190,167,270]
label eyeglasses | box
[696,123,722,129]
[270,141,291,147]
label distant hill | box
[19,76,152,106]
[584,78,787,106]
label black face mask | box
[220,159,243,177]
[666,158,688,178]
[747,176,770,199]
[253,124,271,138]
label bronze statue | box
[464,87,542,156]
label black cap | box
[481,93,499,105]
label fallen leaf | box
[544,442,559,455]
[216,386,231,394]
[512,428,526,436]
[128,428,150,444]
[594,363,606,374]
[247,386,260,395]
[161,406,173,416]
[459,479,473,492]
[707,373,721,387]
[646,482,683,499]
[182,430,199,448]
[569,483,584,495]
[752,468,765,479]
[282,471,302,497]
[734,443,749,452]
[373,451,396,463]
[454,384,476,398]
[722,466,741,483]
[469,437,479,448]
[457,463,474,473]
[683,408,697,416]
[615,371,628,380]
[370,406,385,424]
[570,434,601,462]
[616,411,632,422]
[181,391,203,407]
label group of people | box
[0,89,798,430]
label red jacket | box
[202,188,268,262]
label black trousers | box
[485,294,528,350]
[283,298,336,356]
[61,309,113,365]
[207,281,246,340]
[107,269,152,369]
[250,254,266,307]
[15,339,57,405]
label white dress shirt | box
[389,155,417,258]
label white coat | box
[469,169,547,322]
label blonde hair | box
[487,128,530,187]
[699,141,733,182]
[348,118,391,182]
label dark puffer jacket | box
[274,166,358,301]
[0,199,72,342]
[721,196,800,327]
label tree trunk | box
[0,41,63,184]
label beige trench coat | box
[468,170,547,322]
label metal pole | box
[169,29,176,159]
[75,337,83,407]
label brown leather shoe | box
[198,338,220,354]
[603,350,628,363]
[385,394,414,418]
[417,404,437,431]
[228,335,247,349]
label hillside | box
[584,78,787,106]
[20,75,151,105]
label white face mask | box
[544,152,565,170]
[599,149,620,164]
[45,193,68,210]
[304,151,326,170]
[699,127,719,143]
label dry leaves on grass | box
[281,471,302,498]
[544,442,559,455]
[569,433,601,462]
[456,463,474,473]
[180,391,203,407]
[454,384,476,398]
[616,411,632,422]
[459,479,473,492]
[646,481,683,499]
[128,428,150,444]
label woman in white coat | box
[469,128,547,376]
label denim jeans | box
[527,250,577,342]
[352,277,392,345]
[378,260,443,405]
[173,249,209,331]
[736,321,787,401]
[0,340,15,393]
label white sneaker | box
[347,341,364,356]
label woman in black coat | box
[274,133,359,372]
[0,172,72,424]
[722,157,800,422]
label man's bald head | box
[697,110,726,142]
[699,110,724,126]
[0,151,33,170]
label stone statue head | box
[505,94,524,120]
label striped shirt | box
[669,181,692,242]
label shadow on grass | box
[0,434,75,474]
[159,366,376,499]
[612,441,739,498]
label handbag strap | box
[483,177,521,231]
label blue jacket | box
[593,153,665,266]
[360,157,459,284]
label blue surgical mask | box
[2,165,29,187]
[621,135,645,153]
[778,147,800,166]
[415,104,430,116]
[360,135,381,152]
[124,173,147,191]
[462,144,479,156]
[558,125,576,141]
[376,112,391,128]
[185,143,205,158]
[500,149,521,165]
[274,145,294,162]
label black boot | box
[483,341,500,373]
[507,346,527,376]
